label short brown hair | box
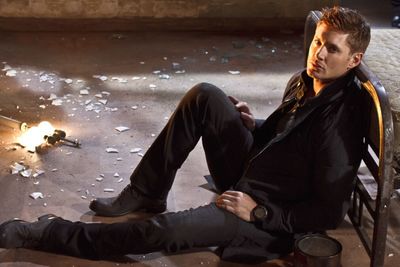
[319,6,371,54]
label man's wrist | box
[251,205,268,222]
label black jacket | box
[235,70,364,234]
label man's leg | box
[37,204,240,259]
[90,83,254,216]
[12,204,292,262]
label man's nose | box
[316,46,327,59]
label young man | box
[0,6,371,263]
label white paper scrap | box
[80,89,89,95]
[48,93,58,100]
[33,169,45,178]
[115,126,130,132]
[113,173,120,177]
[98,99,108,105]
[106,147,119,153]
[6,69,17,77]
[93,75,108,81]
[130,148,142,153]
[10,162,25,174]
[30,192,44,200]
[96,177,104,182]
[228,70,241,75]
[20,169,32,178]
[104,188,115,192]
[52,99,63,106]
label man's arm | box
[259,112,363,233]
[215,191,257,222]
[228,96,256,131]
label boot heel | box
[145,204,167,213]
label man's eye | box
[314,39,321,45]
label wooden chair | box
[304,11,395,267]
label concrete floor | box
[0,1,399,267]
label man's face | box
[307,22,360,84]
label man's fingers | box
[228,95,239,104]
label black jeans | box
[129,82,254,199]
[38,83,293,261]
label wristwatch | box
[252,205,268,221]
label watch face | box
[254,206,267,220]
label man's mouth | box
[310,61,323,70]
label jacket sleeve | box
[259,101,363,233]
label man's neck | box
[313,79,333,95]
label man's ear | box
[348,52,363,69]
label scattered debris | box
[30,192,44,200]
[20,169,32,177]
[6,69,17,77]
[93,75,108,81]
[64,78,73,84]
[172,62,181,70]
[10,162,25,174]
[229,71,240,75]
[117,178,124,183]
[32,169,45,178]
[113,173,120,177]
[52,99,63,106]
[111,77,128,83]
[115,126,130,132]
[80,89,89,95]
[106,147,119,153]
[98,99,108,105]
[96,177,104,182]
[130,148,142,153]
[159,74,170,80]
[104,188,115,192]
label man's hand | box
[228,96,256,131]
[216,190,257,222]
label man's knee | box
[185,82,225,102]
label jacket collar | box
[264,70,356,146]
[298,69,355,107]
